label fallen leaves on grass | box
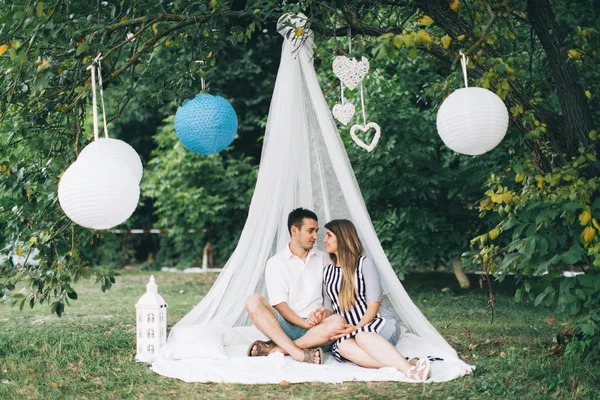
[546,345,564,357]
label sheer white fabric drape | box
[167,18,458,358]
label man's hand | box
[330,324,357,341]
[306,307,327,327]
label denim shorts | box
[276,311,309,341]
[276,311,333,352]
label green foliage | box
[464,135,600,358]
[141,116,257,268]
[0,0,276,313]
[368,0,600,357]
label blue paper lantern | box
[174,93,238,154]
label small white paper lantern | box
[135,275,168,363]
[436,87,509,156]
[58,156,140,230]
[78,138,143,183]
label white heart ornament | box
[332,56,370,90]
[350,122,381,152]
[332,103,355,125]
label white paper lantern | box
[58,156,140,230]
[78,138,143,183]
[436,87,509,156]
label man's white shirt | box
[265,245,329,319]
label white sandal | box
[406,359,431,382]
[416,358,431,381]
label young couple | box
[245,208,431,382]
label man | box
[245,208,345,364]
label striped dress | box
[323,256,389,361]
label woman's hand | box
[330,324,357,341]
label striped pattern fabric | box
[324,256,387,361]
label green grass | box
[1,270,598,399]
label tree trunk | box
[202,241,214,271]
[527,0,594,157]
[452,257,470,289]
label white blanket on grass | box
[151,325,474,384]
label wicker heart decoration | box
[332,103,355,126]
[349,122,381,152]
[332,56,370,90]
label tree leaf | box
[568,49,581,59]
[76,42,89,56]
[581,324,595,336]
[409,46,417,60]
[36,1,44,18]
[499,253,520,269]
[417,30,432,44]
[563,202,582,212]
[56,300,64,317]
[441,35,452,49]
[417,15,434,26]
[489,228,500,240]
[521,238,536,259]
[534,291,548,306]
[536,209,558,225]
[560,244,585,264]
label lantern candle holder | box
[135,275,168,363]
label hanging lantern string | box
[97,56,109,139]
[459,50,469,88]
[195,60,206,91]
[347,26,352,53]
[351,27,368,126]
[340,27,352,106]
[86,62,99,141]
[87,54,109,141]
[360,83,367,126]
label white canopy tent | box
[151,14,473,383]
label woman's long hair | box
[324,219,363,313]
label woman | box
[321,219,430,382]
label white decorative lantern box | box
[135,275,168,363]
